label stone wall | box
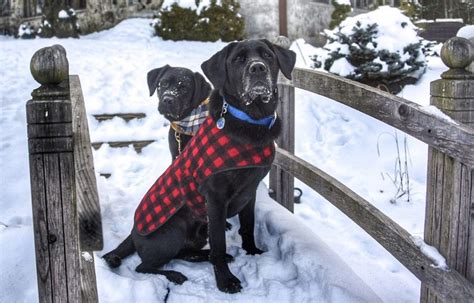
[238,0,334,46]
[0,0,162,36]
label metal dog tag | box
[217,117,225,129]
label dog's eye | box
[262,51,272,59]
[234,55,246,63]
[160,80,169,88]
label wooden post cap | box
[30,45,69,85]
[441,37,473,70]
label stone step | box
[93,113,147,122]
[91,140,155,153]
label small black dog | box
[103,40,296,293]
[147,65,211,159]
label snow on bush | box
[17,23,36,39]
[313,6,430,94]
[153,0,244,42]
[40,7,79,38]
[58,10,69,19]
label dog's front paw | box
[166,271,188,285]
[103,253,121,268]
[225,253,234,263]
[217,274,242,293]
[243,245,265,255]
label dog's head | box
[147,65,211,121]
[201,39,296,119]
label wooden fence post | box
[27,45,81,302]
[270,80,295,212]
[421,37,474,303]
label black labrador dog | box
[103,40,296,293]
[147,65,211,159]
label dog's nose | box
[249,62,267,74]
[162,96,173,104]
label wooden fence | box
[25,38,472,302]
[27,45,103,302]
[269,36,474,303]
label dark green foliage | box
[419,0,473,24]
[329,0,351,30]
[313,21,426,94]
[399,0,421,21]
[154,0,245,42]
[200,0,245,42]
[38,3,80,38]
[155,4,199,41]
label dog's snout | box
[249,62,267,74]
[162,96,173,104]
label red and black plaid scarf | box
[134,116,275,235]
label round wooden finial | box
[30,45,69,85]
[440,37,473,70]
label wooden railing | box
[27,45,103,302]
[270,36,474,303]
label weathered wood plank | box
[80,251,99,302]
[29,154,53,303]
[28,123,73,138]
[59,152,81,302]
[44,153,68,302]
[273,147,474,302]
[469,168,474,282]
[270,83,295,212]
[422,44,474,303]
[70,75,103,252]
[433,97,474,111]
[290,68,474,167]
[28,137,74,154]
[28,45,93,303]
[26,99,72,124]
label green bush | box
[313,18,427,94]
[38,7,80,38]
[329,0,352,30]
[155,4,199,41]
[154,0,245,42]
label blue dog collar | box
[217,99,277,130]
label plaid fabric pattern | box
[170,98,209,136]
[134,116,275,235]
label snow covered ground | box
[0,18,448,302]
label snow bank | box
[0,17,449,303]
[457,25,474,39]
[335,0,351,5]
[161,0,218,14]
[97,184,382,302]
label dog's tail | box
[103,234,135,268]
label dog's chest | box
[134,117,275,235]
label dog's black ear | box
[261,39,296,80]
[201,43,236,90]
[192,72,212,105]
[147,65,170,96]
